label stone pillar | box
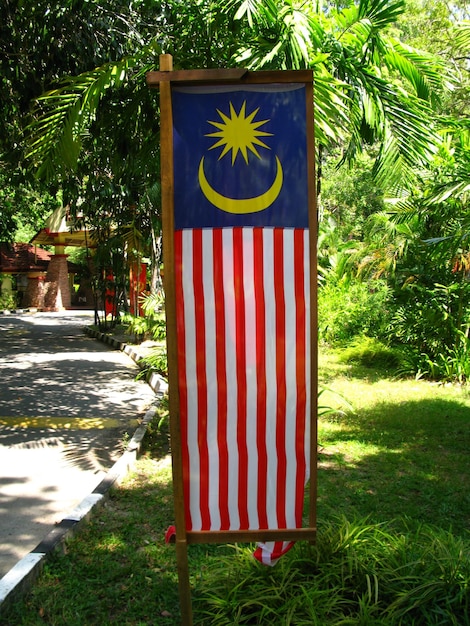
[44,254,71,310]
[23,273,47,309]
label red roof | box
[0,243,51,273]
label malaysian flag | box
[172,84,310,565]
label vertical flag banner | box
[172,83,311,565]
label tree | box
[229,0,449,187]
[24,0,449,192]
[395,1,470,117]
[0,0,162,240]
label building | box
[0,242,81,310]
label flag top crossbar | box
[147,67,314,86]
[148,55,318,625]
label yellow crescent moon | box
[198,156,283,214]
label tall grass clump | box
[193,517,470,625]
[337,335,402,369]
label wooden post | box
[305,79,318,535]
[158,53,193,626]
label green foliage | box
[398,331,470,383]
[337,336,403,369]
[138,348,168,379]
[320,150,386,240]
[0,170,60,242]
[345,126,470,382]
[193,518,470,625]
[122,291,168,377]
[1,0,162,240]
[318,385,352,418]
[0,291,17,311]
[122,291,166,342]
[319,278,392,345]
[386,276,470,381]
[141,394,170,457]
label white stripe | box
[222,228,240,529]
[283,230,298,528]
[202,230,220,529]
[242,228,259,529]
[262,229,278,529]
[181,230,201,530]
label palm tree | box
[25,0,449,192]
[229,0,450,187]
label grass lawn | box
[1,350,469,625]
[318,351,470,536]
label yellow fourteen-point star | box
[206,101,272,165]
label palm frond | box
[313,67,350,145]
[25,40,161,181]
[227,0,278,27]
[336,0,405,43]
[384,39,452,103]
[357,0,405,30]
[453,21,470,50]
[363,74,439,185]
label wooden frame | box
[148,55,317,625]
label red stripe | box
[294,229,307,525]
[233,228,249,529]
[192,230,211,530]
[212,229,230,529]
[178,226,308,548]
[273,229,287,528]
[174,231,192,529]
[253,228,268,528]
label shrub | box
[319,279,392,346]
[122,291,166,342]
[0,291,16,310]
[137,348,168,379]
[338,336,403,369]
[389,281,470,381]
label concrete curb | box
[0,328,168,610]
[0,308,35,316]
[83,327,165,395]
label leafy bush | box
[319,278,392,345]
[337,336,403,369]
[0,291,16,310]
[398,330,470,383]
[389,281,470,381]
[122,291,166,342]
[389,281,470,355]
[137,348,168,378]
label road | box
[0,311,156,578]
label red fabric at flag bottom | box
[253,540,294,566]
[175,227,310,566]
[164,526,293,566]
[165,526,176,544]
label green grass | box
[1,350,469,625]
[318,350,470,536]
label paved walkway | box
[0,311,158,579]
